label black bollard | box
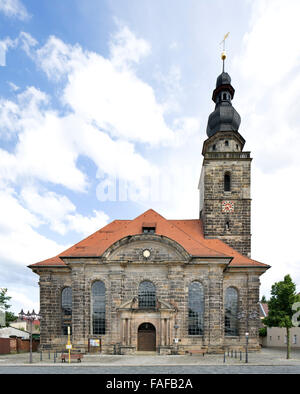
[223,352,226,363]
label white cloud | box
[66,210,109,237]
[109,24,151,68]
[0,37,16,66]
[7,81,19,91]
[0,188,66,266]
[0,32,36,67]
[154,65,183,113]
[0,97,19,134]
[231,0,300,296]
[0,0,29,20]
[18,31,38,55]
[0,27,199,204]
[35,36,86,81]
[0,29,178,196]
[7,288,39,314]
[169,41,179,50]
[252,166,300,297]
[20,187,76,235]
[0,89,88,191]
[34,35,175,146]
[235,0,300,89]
[20,186,109,236]
[0,27,198,199]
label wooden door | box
[138,323,156,351]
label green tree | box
[263,275,300,359]
[260,295,268,303]
[0,288,11,309]
[0,288,17,327]
[259,326,267,337]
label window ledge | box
[88,334,106,338]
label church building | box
[29,57,270,354]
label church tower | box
[199,53,252,257]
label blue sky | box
[0,0,300,313]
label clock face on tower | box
[222,201,234,213]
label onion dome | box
[206,71,241,138]
[216,72,231,88]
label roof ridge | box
[133,208,166,221]
[167,219,231,258]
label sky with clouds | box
[0,0,299,313]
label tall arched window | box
[224,172,231,192]
[188,281,204,335]
[225,287,239,336]
[138,281,156,309]
[61,287,72,335]
[92,281,106,335]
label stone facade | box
[32,235,265,354]
[200,131,252,257]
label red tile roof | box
[29,209,269,269]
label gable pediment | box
[103,234,190,262]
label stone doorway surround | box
[117,297,177,355]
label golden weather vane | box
[220,32,230,72]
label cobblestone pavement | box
[0,348,300,367]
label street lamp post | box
[25,310,38,364]
[174,324,179,355]
[237,305,259,364]
[245,332,249,364]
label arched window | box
[224,172,231,192]
[61,287,72,335]
[92,281,106,335]
[225,220,230,231]
[225,287,239,336]
[138,281,156,309]
[188,281,204,335]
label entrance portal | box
[137,323,156,351]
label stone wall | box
[39,269,71,349]
[36,250,262,354]
[201,134,252,257]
